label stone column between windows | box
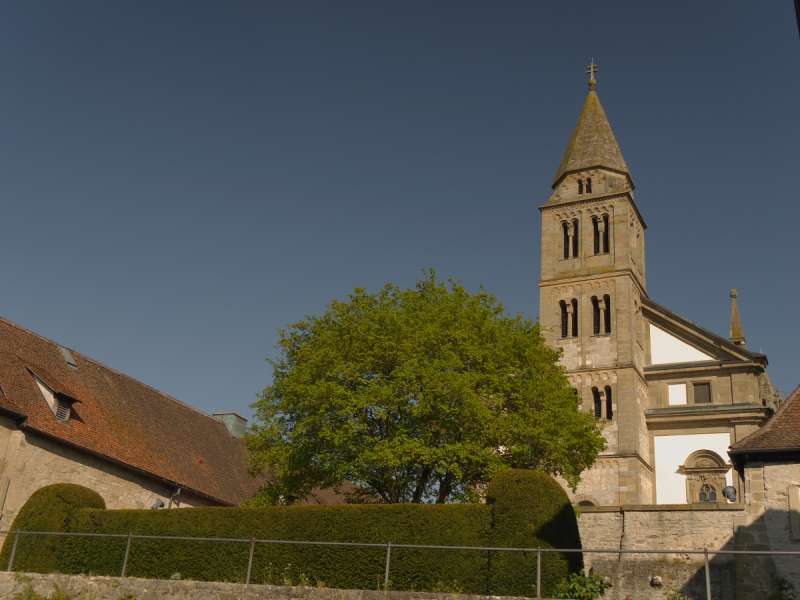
[598,388,606,419]
[599,305,606,333]
[567,223,575,258]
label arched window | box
[592,217,600,255]
[699,484,717,503]
[571,219,579,258]
[681,450,731,504]
[571,299,579,337]
[586,177,592,193]
[577,500,595,506]
[603,295,611,333]
[592,387,602,419]
[560,301,568,338]
[602,214,610,253]
[578,180,583,195]
[592,297,600,335]
[605,385,613,420]
[562,222,569,259]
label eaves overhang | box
[727,446,800,456]
[644,360,764,375]
[646,403,766,416]
[645,404,772,430]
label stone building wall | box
[0,416,216,545]
[761,463,800,584]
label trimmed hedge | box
[3,471,583,595]
[0,483,105,573]
[61,504,492,592]
[487,469,583,598]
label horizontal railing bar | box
[1,530,799,556]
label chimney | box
[212,412,248,439]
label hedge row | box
[3,470,582,597]
[0,483,105,573]
[486,470,583,597]
[61,503,492,593]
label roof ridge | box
[0,315,231,427]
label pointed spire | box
[551,64,632,189]
[729,289,746,347]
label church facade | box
[540,71,783,507]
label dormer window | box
[55,398,71,421]
[30,370,75,423]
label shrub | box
[6,470,585,596]
[486,469,583,598]
[0,484,105,574]
[61,503,492,593]
[552,572,610,599]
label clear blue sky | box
[1,1,798,421]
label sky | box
[0,1,798,422]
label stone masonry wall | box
[0,573,531,600]
[762,463,800,585]
[577,505,744,599]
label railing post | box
[6,531,20,572]
[536,547,541,600]
[246,539,256,585]
[121,533,133,577]
[704,547,712,600]
[384,542,392,591]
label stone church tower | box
[540,67,780,507]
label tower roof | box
[551,82,632,189]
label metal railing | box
[2,529,800,600]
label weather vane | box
[586,59,598,90]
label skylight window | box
[59,346,77,368]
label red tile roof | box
[0,316,305,506]
[731,384,800,451]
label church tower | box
[539,64,651,505]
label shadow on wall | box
[591,509,797,600]
[680,508,784,600]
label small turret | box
[729,289,746,348]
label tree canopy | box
[245,271,606,504]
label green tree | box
[245,270,606,504]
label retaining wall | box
[0,573,529,600]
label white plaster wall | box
[649,324,712,364]
[668,383,687,405]
[653,433,733,504]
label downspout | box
[167,487,182,509]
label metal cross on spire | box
[586,59,598,90]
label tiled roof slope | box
[731,384,800,451]
[551,85,631,188]
[0,316,261,505]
